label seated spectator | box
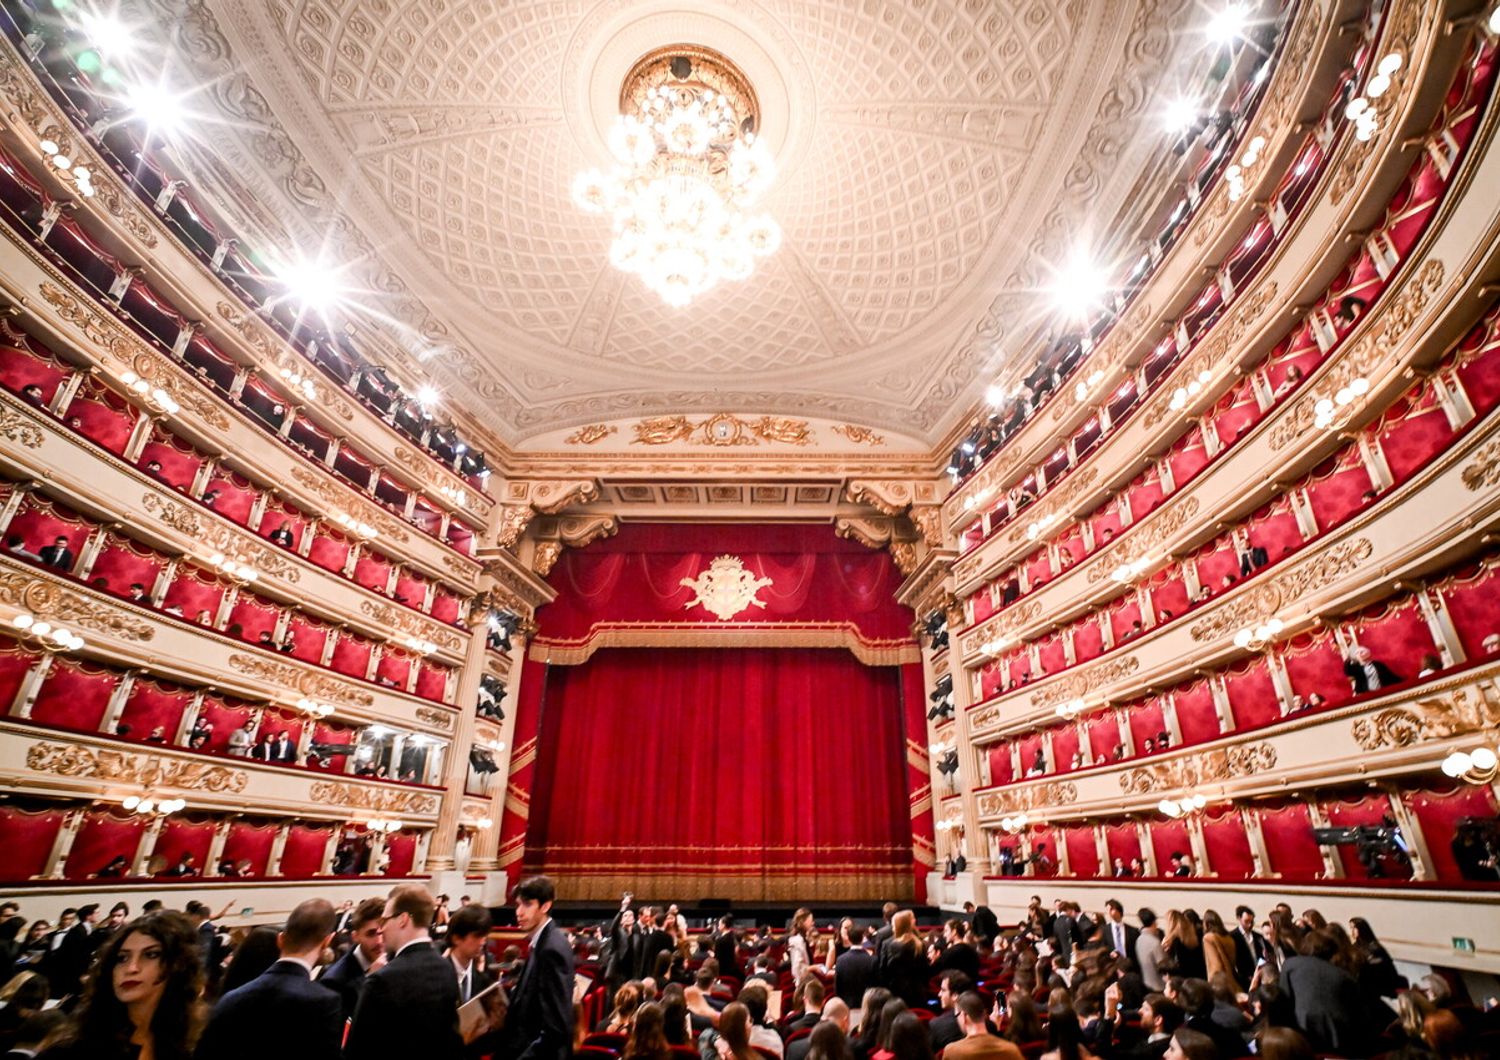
[1333,296,1367,330]
[1272,365,1304,400]
[19,382,46,407]
[1342,646,1400,694]
[1417,652,1443,677]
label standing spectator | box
[835,925,876,1009]
[344,885,462,1060]
[1102,901,1139,973]
[501,876,575,1060]
[1280,930,1370,1056]
[1231,907,1267,989]
[1162,911,1206,980]
[1199,911,1238,984]
[876,911,928,1009]
[318,896,384,1020]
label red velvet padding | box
[0,802,65,881]
[1063,825,1101,878]
[279,823,332,877]
[384,830,418,876]
[1408,784,1500,883]
[152,816,216,876]
[1148,819,1192,877]
[30,658,116,733]
[1254,800,1325,879]
[65,809,146,879]
[115,675,192,741]
[220,819,277,877]
[1201,806,1256,880]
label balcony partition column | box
[424,613,491,890]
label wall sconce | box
[1055,697,1086,720]
[37,137,95,197]
[294,697,334,718]
[1025,512,1059,541]
[1313,377,1370,430]
[438,484,468,508]
[118,371,181,415]
[1158,793,1208,818]
[122,793,186,816]
[205,551,259,583]
[1168,370,1214,412]
[403,635,438,655]
[277,366,319,402]
[979,634,1014,657]
[1346,53,1404,141]
[999,813,1030,834]
[1441,745,1498,784]
[1233,617,1284,650]
[1074,369,1106,403]
[363,818,403,834]
[11,613,85,651]
[332,512,378,540]
[1110,555,1154,583]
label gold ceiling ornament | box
[26,740,247,792]
[414,706,455,731]
[564,424,618,446]
[832,424,886,446]
[573,44,780,307]
[680,554,774,621]
[631,413,812,447]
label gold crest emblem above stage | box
[680,555,775,621]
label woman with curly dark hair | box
[41,912,205,1060]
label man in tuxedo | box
[38,536,74,571]
[713,915,742,982]
[319,897,385,1020]
[446,903,494,1004]
[502,875,575,1060]
[1052,902,1079,970]
[604,895,641,993]
[931,919,979,982]
[872,902,898,949]
[345,884,463,1060]
[834,925,875,1008]
[193,898,342,1060]
[1102,900,1140,973]
[53,903,100,996]
[271,730,296,763]
[1343,646,1400,693]
[634,905,671,982]
[1231,906,1268,989]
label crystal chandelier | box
[573,46,781,307]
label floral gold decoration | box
[631,413,812,447]
[0,405,45,449]
[1187,537,1373,642]
[1027,656,1140,711]
[1117,742,1276,794]
[308,780,438,815]
[532,541,564,576]
[288,467,410,542]
[832,424,886,446]
[1460,439,1500,493]
[977,781,1078,817]
[141,492,202,536]
[226,654,374,706]
[358,601,461,652]
[26,741,246,792]
[680,555,775,621]
[564,424,618,445]
[0,569,155,641]
[959,599,1043,658]
[415,706,455,731]
[1086,497,1201,584]
[1351,687,1500,751]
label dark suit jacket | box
[318,947,370,1021]
[713,931,743,981]
[1102,921,1140,969]
[876,939,928,1008]
[38,545,73,570]
[604,912,640,988]
[503,920,575,1060]
[1052,914,1077,968]
[196,960,342,1060]
[932,941,980,983]
[345,940,463,1060]
[1343,657,1401,693]
[53,923,99,995]
[635,928,671,981]
[929,1010,962,1051]
[834,946,875,1007]
[970,906,1000,943]
[1281,955,1369,1056]
[1231,927,1266,987]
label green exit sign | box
[1453,937,1476,953]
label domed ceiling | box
[164,0,1205,451]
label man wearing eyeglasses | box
[344,884,463,1059]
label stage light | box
[1052,251,1110,320]
[77,10,136,57]
[275,256,345,313]
[1163,97,1199,134]
[415,385,440,408]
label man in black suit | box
[1342,646,1400,693]
[1052,902,1079,970]
[786,978,826,1035]
[872,902,897,949]
[271,731,296,763]
[1178,978,1249,1058]
[931,919,979,982]
[53,903,101,996]
[502,875,575,1060]
[604,896,641,993]
[446,903,494,1004]
[319,896,386,1020]
[1230,906,1267,989]
[194,897,342,1060]
[1102,900,1140,973]
[928,971,973,1051]
[834,925,875,1008]
[345,884,463,1060]
[634,905,671,982]
[38,536,74,571]
[712,915,742,982]
[966,903,1000,946]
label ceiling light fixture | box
[1052,252,1111,321]
[1163,97,1200,135]
[125,79,188,138]
[76,10,136,58]
[273,256,346,313]
[573,46,780,307]
[1207,4,1250,46]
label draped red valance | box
[530,523,918,665]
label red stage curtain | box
[65,809,145,879]
[1201,806,1256,880]
[525,647,911,902]
[280,824,331,877]
[0,802,64,880]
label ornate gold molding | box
[832,424,886,446]
[630,413,812,447]
[0,406,44,449]
[287,467,410,543]
[1460,439,1500,493]
[1029,655,1140,710]
[307,780,438,815]
[960,598,1043,658]
[141,492,202,536]
[1086,497,1202,585]
[1187,537,1373,643]
[977,781,1078,818]
[1140,283,1279,431]
[0,569,155,642]
[1003,466,1102,548]
[415,705,455,731]
[680,555,775,621]
[357,600,462,652]
[226,653,374,706]
[564,424,617,445]
[1351,687,1500,751]
[214,302,357,423]
[1117,741,1276,794]
[26,740,246,792]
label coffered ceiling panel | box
[171,0,1203,448]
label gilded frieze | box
[26,740,246,792]
[0,570,155,642]
[226,653,374,707]
[307,780,438,815]
[1117,741,1276,794]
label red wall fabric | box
[524,647,912,902]
[533,523,915,664]
[0,803,64,881]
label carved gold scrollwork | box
[0,406,44,449]
[307,780,438,815]
[141,492,202,536]
[226,653,374,706]
[1187,537,1373,642]
[1116,742,1276,795]
[977,781,1078,817]
[564,423,617,445]
[0,570,155,642]
[26,741,247,792]
[1351,688,1500,750]
[415,706,455,731]
[1029,656,1140,710]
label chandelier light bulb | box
[1471,747,1499,772]
[1441,751,1473,778]
[12,614,33,629]
[1163,97,1199,134]
[123,795,140,810]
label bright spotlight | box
[1163,97,1199,135]
[1052,252,1111,320]
[126,80,188,137]
[274,257,346,312]
[1207,4,1249,45]
[415,385,440,407]
[985,384,1007,406]
[78,11,135,57]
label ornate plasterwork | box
[565,424,617,445]
[26,741,247,792]
[680,555,775,621]
[226,653,374,707]
[358,600,463,653]
[308,780,438,816]
[1460,439,1500,493]
[960,599,1043,659]
[1117,741,1276,794]
[832,424,886,447]
[977,781,1079,818]
[287,467,411,543]
[0,569,155,642]
[1187,537,1373,643]
[153,0,1206,442]
[1029,656,1141,710]
[630,414,813,447]
[1085,497,1201,584]
[415,706,456,731]
[0,406,44,449]
[214,301,356,424]
[1351,687,1500,751]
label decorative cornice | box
[1187,537,1373,643]
[26,740,246,792]
[225,653,375,707]
[1117,741,1276,794]
[1028,655,1141,710]
[287,467,411,543]
[0,568,156,642]
[415,706,455,731]
[1351,686,1500,751]
[307,780,438,816]
[977,781,1079,818]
